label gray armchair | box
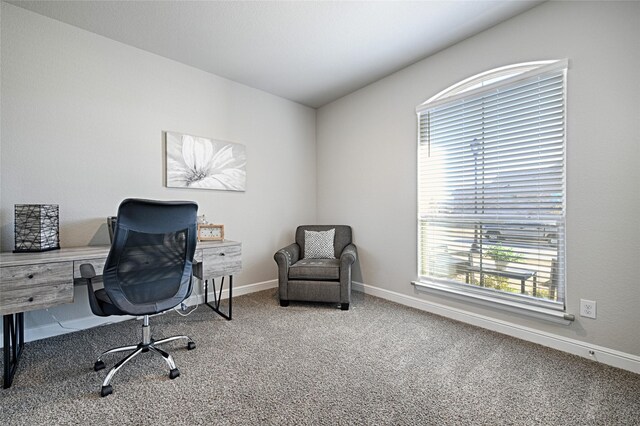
[274,225,357,310]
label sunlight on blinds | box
[417,61,566,309]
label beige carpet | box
[1,289,639,425]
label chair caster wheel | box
[169,368,180,379]
[187,341,196,350]
[94,360,105,371]
[100,385,113,397]
[341,303,350,311]
[280,299,289,307]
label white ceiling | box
[8,0,544,108]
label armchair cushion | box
[304,229,335,259]
[289,258,340,280]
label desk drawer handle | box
[28,297,34,302]
[219,253,226,256]
[28,274,34,279]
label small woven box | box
[14,204,60,252]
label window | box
[416,60,567,314]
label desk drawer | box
[0,262,74,315]
[199,244,241,278]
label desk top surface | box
[0,240,240,267]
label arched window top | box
[417,59,568,112]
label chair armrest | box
[79,263,107,317]
[338,244,357,305]
[274,243,300,302]
[274,243,300,268]
[80,263,97,279]
[340,243,357,266]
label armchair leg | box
[280,299,289,307]
[341,303,349,311]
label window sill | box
[411,280,575,325]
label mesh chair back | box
[103,199,198,315]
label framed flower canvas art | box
[165,131,246,191]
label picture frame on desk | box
[198,224,224,241]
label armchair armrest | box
[274,243,300,303]
[340,243,357,266]
[274,243,300,269]
[339,243,357,307]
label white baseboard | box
[3,279,279,346]
[352,281,640,375]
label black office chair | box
[80,199,198,397]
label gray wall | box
[317,1,640,356]
[1,4,316,335]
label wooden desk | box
[0,240,241,389]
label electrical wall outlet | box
[580,299,596,319]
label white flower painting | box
[166,131,246,191]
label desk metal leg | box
[3,313,25,389]
[204,275,233,320]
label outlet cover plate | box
[580,299,596,319]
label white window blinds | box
[417,61,566,308]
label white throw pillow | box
[304,229,335,259]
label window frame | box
[413,60,572,323]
